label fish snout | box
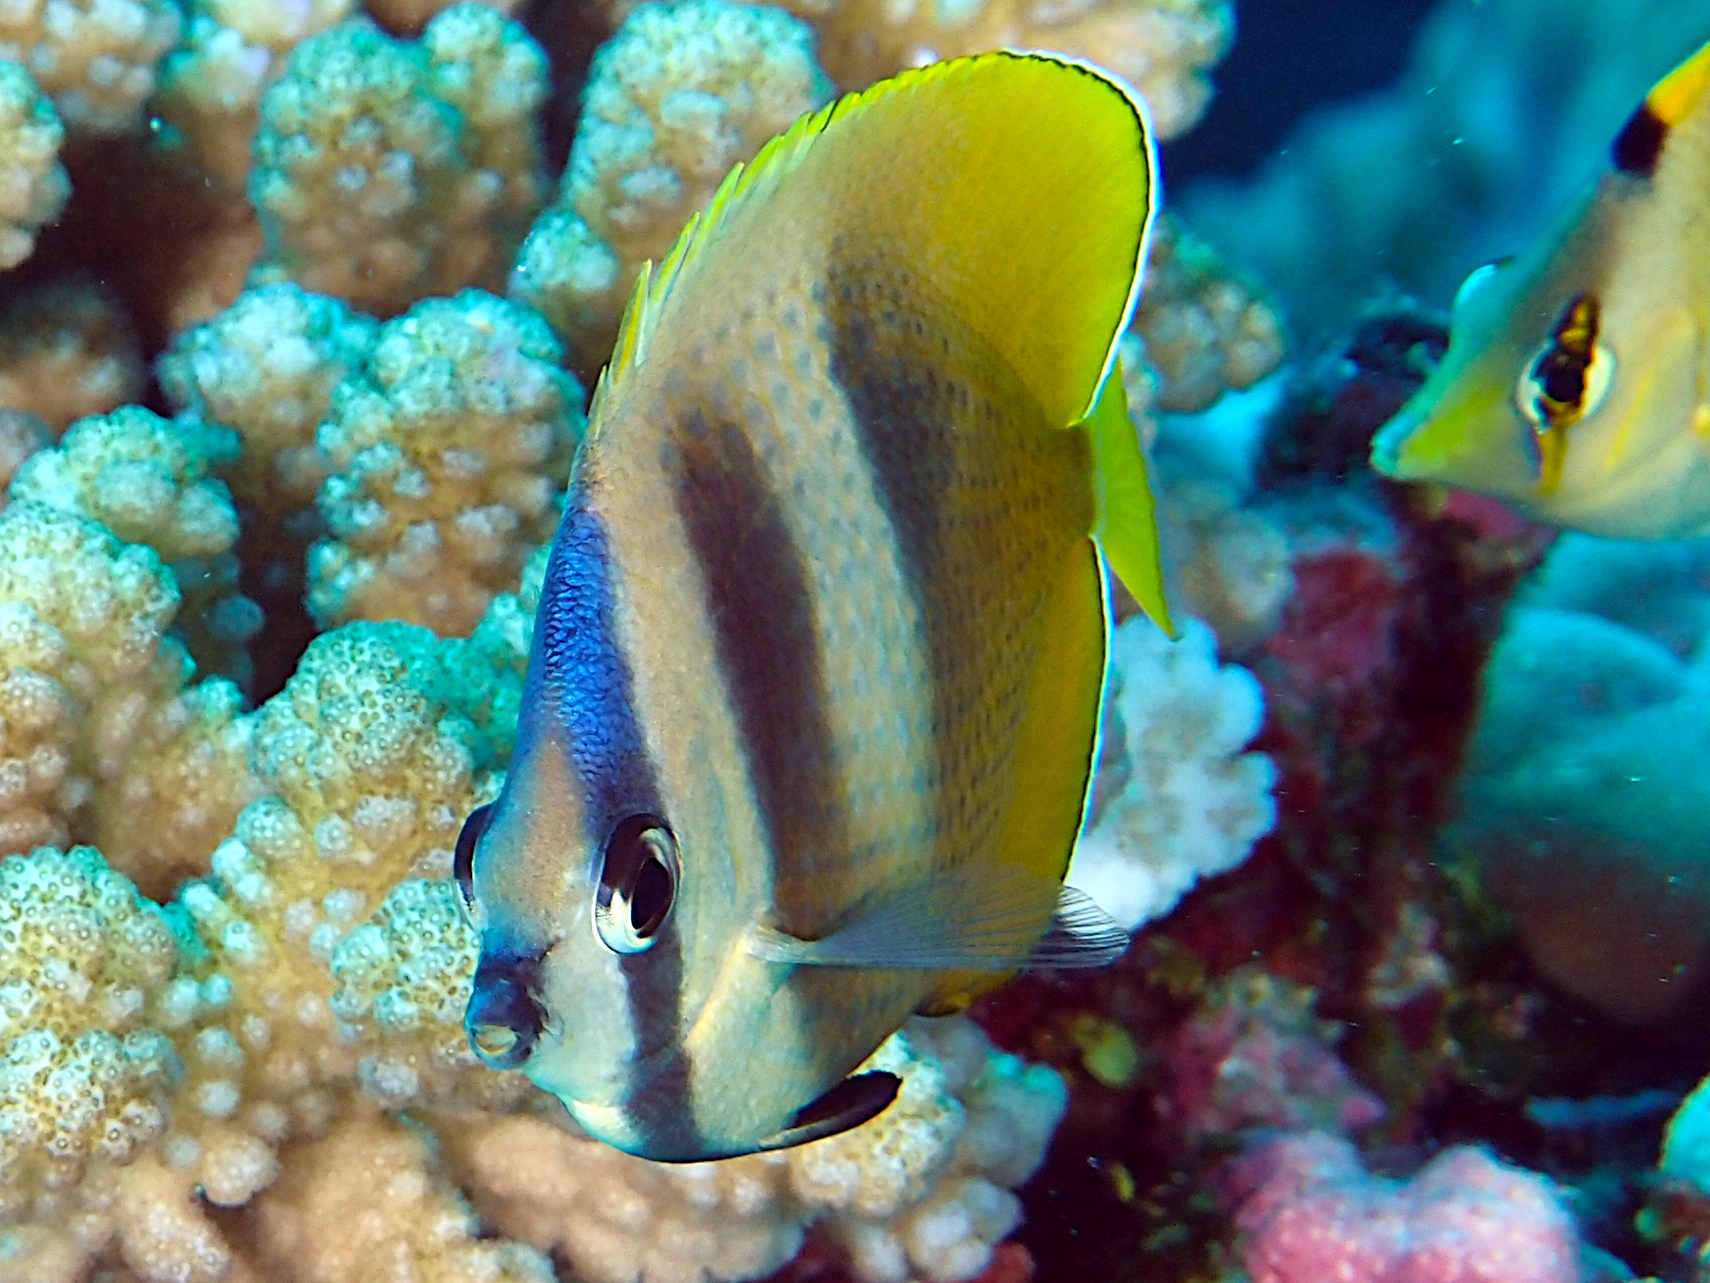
[466,952,547,1070]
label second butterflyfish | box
[453,49,1171,1162]
[1372,36,1710,539]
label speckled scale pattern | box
[619,257,1091,936]
[822,255,1094,895]
[582,246,1100,1123]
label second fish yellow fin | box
[1610,36,1710,178]
[1645,36,1710,126]
[1084,364,1173,634]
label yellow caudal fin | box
[604,50,1155,427]
[996,538,1110,886]
[1084,365,1173,634]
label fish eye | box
[595,815,680,953]
[454,803,493,913]
[1515,293,1616,439]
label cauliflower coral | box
[785,0,1229,137]
[1067,615,1278,931]
[306,290,585,636]
[511,0,833,373]
[153,0,359,197]
[0,60,67,270]
[249,6,549,315]
[0,493,254,901]
[440,1015,1066,1283]
[593,0,1230,139]
[10,407,259,685]
[0,0,180,135]
[0,846,177,1209]
[0,281,143,434]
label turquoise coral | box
[1453,535,1710,1026]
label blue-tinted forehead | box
[531,501,661,831]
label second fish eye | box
[1516,292,1614,437]
[1516,335,1616,436]
[595,815,680,954]
[454,803,494,912]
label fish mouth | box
[1369,408,1421,478]
[465,954,548,1070]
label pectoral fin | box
[1027,885,1132,968]
[748,867,1128,970]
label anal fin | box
[756,1071,901,1151]
[1027,885,1131,969]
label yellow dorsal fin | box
[1084,363,1173,634]
[604,51,1155,426]
[1648,37,1710,127]
[610,258,653,377]
[602,97,837,390]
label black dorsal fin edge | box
[1613,102,1668,177]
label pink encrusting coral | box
[1228,1132,1588,1283]
[1158,972,1384,1142]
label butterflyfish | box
[453,49,1170,1162]
[1371,36,1710,538]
